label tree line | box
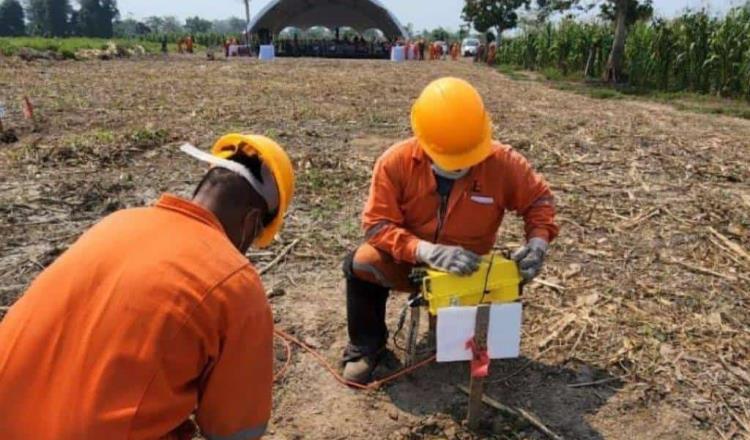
[0,0,247,39]
[0,0,117,37]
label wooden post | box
[428,314,437,351]
[405,302,421,366]
[467,304,491,430]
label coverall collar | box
[156,194,226,235]
[411,140,429,163]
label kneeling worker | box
[0,134,295,439]
[342,78,559,383]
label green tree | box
[24,0,70,36]
[0,0,26,36]
[462,0,530,38]
[185,16,212,33]
[430,26,451,41]
[99,0,118,36]
[25,0,46,34]
[160,15,182,33]
[536,0,652,82]
[143,15,163,32]
[600,0,653,24]
[45,0,70,36]
[212,16,245,33]
[77,0,101,35]
[77,0,117,37]
[114,17,149,37]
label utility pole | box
[243,0,251,47]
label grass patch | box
[553,82,626,100]
[0,37,164,58]
[497,64,530,81]
[499,65,750,120]
[129,128,169,149]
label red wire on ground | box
[273,328,436,390]
[273,333,293,382]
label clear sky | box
[117,0,739,31]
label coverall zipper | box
[434,194,449,242]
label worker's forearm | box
[365,222,420,264]
[522,204,559,243]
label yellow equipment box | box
[422,255,521,315]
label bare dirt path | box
[1,56,748,439]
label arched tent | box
[248,0,407,40]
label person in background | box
[340,78,558,384]
[475,43,486,63]
[451,42,460,60]
[0,134,296,439]
[487,41,497,65]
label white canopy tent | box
[248,0,407,40]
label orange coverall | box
[487,42,497,65]
[352,138,558,291]
[451,43,459,60]
[0,195,272,440]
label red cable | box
[273,328,435,390]
[273,333,293,382]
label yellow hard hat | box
[411,77,493,171]
[211,133,295,248]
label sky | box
[117,0,740,31]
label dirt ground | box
[1,55,748,440]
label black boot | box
[341,257,390,383]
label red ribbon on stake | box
[466,338,490,378]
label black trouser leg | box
[342,253,389,363]
[345,275,389,357]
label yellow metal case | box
[422,255,521,315]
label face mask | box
[431,164,469,180]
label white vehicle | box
[461,38,480,57]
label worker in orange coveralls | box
[450,42,460,60]
[341,78,559,383]
[487,41,498,65]
[0,134,295,439]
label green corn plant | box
[494,6,749,98]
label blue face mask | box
[431,163,469,180]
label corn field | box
[497,7,750,98]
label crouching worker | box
[342,78,559,384]
[0,134,295,439]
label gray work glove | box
[511,238,549,282]
[416,241,480,275]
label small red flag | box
[466,338,490,378]
[22,96,34,120]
